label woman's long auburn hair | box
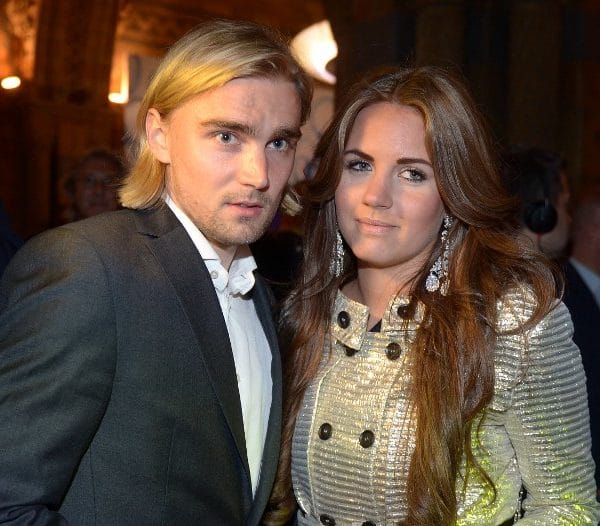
[264,66,558,525]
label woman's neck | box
[344,267,410,327]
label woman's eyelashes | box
[399,168,426,182]
[344,157,428,183]
[344,158,372,172]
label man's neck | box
[212,243,238,271]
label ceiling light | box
[291,20,337,85]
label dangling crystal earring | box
[329,229,345,277]
[425,215,454,295]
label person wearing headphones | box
[502,146,571,257]
[502,146,600,492]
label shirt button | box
[362,521,376,526]
[320,514,336,526]
[359,429,375,448]
[210,270,218,279]
[385,342,401,361]
[318,422,332,440]
[337,310,350,328]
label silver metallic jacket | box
[292,289,600,525]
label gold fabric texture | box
[291,289,599,525]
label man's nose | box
[239,145,269,189]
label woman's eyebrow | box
[395,157,433,168]
[343,149,373,161]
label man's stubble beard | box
[205,194,281,247]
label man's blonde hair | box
[119,19,312,209]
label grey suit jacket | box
[0,205,282,525]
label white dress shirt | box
[165,196,272,495]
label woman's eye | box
[401,168,425,182]
[346,159,372,172]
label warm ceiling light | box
[1,76,21,90]
[108,91,128,104]
[291,20,337,85]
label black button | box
[344,344,358,357]
[337,310,350,328]
[385,342,401,361]
[318,422,332,440]
[362,522,376,526]
[397,302,414,319]
[359,429,375,448]
[320,513,336,525]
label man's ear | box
[146,108,170,164]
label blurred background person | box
[502,146,599,491]
[61,149,124,223]
[565,186,600,492]
[0,200,22,277]
[502,146,571,259]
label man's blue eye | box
[270,138,289,151]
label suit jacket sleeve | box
[0,227,116,525]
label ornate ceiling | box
[117,0,327,54]
[0,0,326,80]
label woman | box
[266,67,599,525]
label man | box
[62,149,124,223]
[0,19,312,525]
[564,187,600,491]
[502,146,600,490]
[502,146,571,259]
[0,200,22,277]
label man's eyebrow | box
[200,120,302,140]
[200,120,255,136]
[274,126,302,140]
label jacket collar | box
[331,289,423,352]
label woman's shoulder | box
[491,285,579,405]
[495,285,538,329]
[494,284,568,334]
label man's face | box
[74,158,120,218]
[148,76,302,265]
[539,171,571,258]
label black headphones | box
[505,147,563,234]
[523,195,558,234]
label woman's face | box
[334,102,446,282]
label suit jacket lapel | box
[133,206,252,488]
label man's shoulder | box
[62,208,138,236]
[16,209,141,263]
[42,208,156,244]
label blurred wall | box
[324,0,600,200]
[1,0,598,238]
